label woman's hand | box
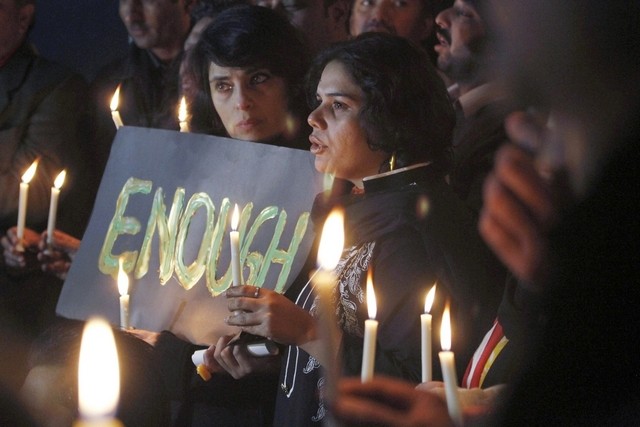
[203,333,280,380]
[37,230,80,280]
[224,285,316,346]
[333,376,454,427]
[1,226,40,268]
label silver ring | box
[254,287,260,298]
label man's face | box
[350,0,433,44]
[119,0,190,52]
[0,0,34,59]
[254,0,350,55]
[434,0,486,83]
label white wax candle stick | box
[46,170,66,245]
[16,160,38,252]
[361,270,378,382]
[361,318,378,382]
[118,259,130,329]
[192,349,206,366]
[16,182,28,251]
[421,284,436,382]
[312,269,341,403]
[421,313,432,382]
[440,303,463,426]
[46,187,59,244]
[439,351,463,426]
[230,204,241,287]
[119,295,130,330]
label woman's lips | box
[236,118,261,130]
[309,134,326,154]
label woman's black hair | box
[188,4,311,139]
[306,32,455,174]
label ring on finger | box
[253,286,260,298]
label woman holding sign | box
[219,33,505,425]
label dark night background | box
[29,0,129,81]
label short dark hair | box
[306,32,455,173]
[189,5,310,136]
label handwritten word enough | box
[98,178,310,296]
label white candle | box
[361,270,378,382]
[439,303,463,426]
[311,209,344,403]
[110,85,123,129]
[230,204,241,287]
[76,317,123,426]
[118,259,130,330]
[179,96,189,132]
[421,283,437,382]
[46,170,66,245]
[16,159,38,252]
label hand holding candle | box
[16,159,39,252]
[421,283,437,382]
[75,317,123,426]
[46,170,66,245]
[118,258,130,330]
[110,85,123,129]
[179,96,189,132]
[230,204,242,287]
[439,303,463,426]
[361,269,378,383]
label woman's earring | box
[389,152,397,171]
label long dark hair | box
[306,33,455,175]
[188,5,310,139]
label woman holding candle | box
[217,33,504,425]
[186,5,310,149]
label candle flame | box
[231,204,240,231]
[179,96,188,122]
[118,258,129,297]
[21,159,38,183]
[317,209,344,271]
[440,302,451,351]
[78,317,119,419]
[53,170,66,189]
[366,269,377,320]
[424,283,436,313]
[110,84,121,111]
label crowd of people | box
[1,0,638,426]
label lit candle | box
[178,96,189,132]
[361,269,378,383]
[16,159,38,252]
[75,317,123,426]
[110,85,123,129]
[46,170,66,245]
[439,303,463,426]
[230,204,242,287]
[118,258,130,330]
[310,209,344,403]
[421,283,436,382]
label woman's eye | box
[251,73,270,85]
[332,101,345,110]
[215,82,232,92]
